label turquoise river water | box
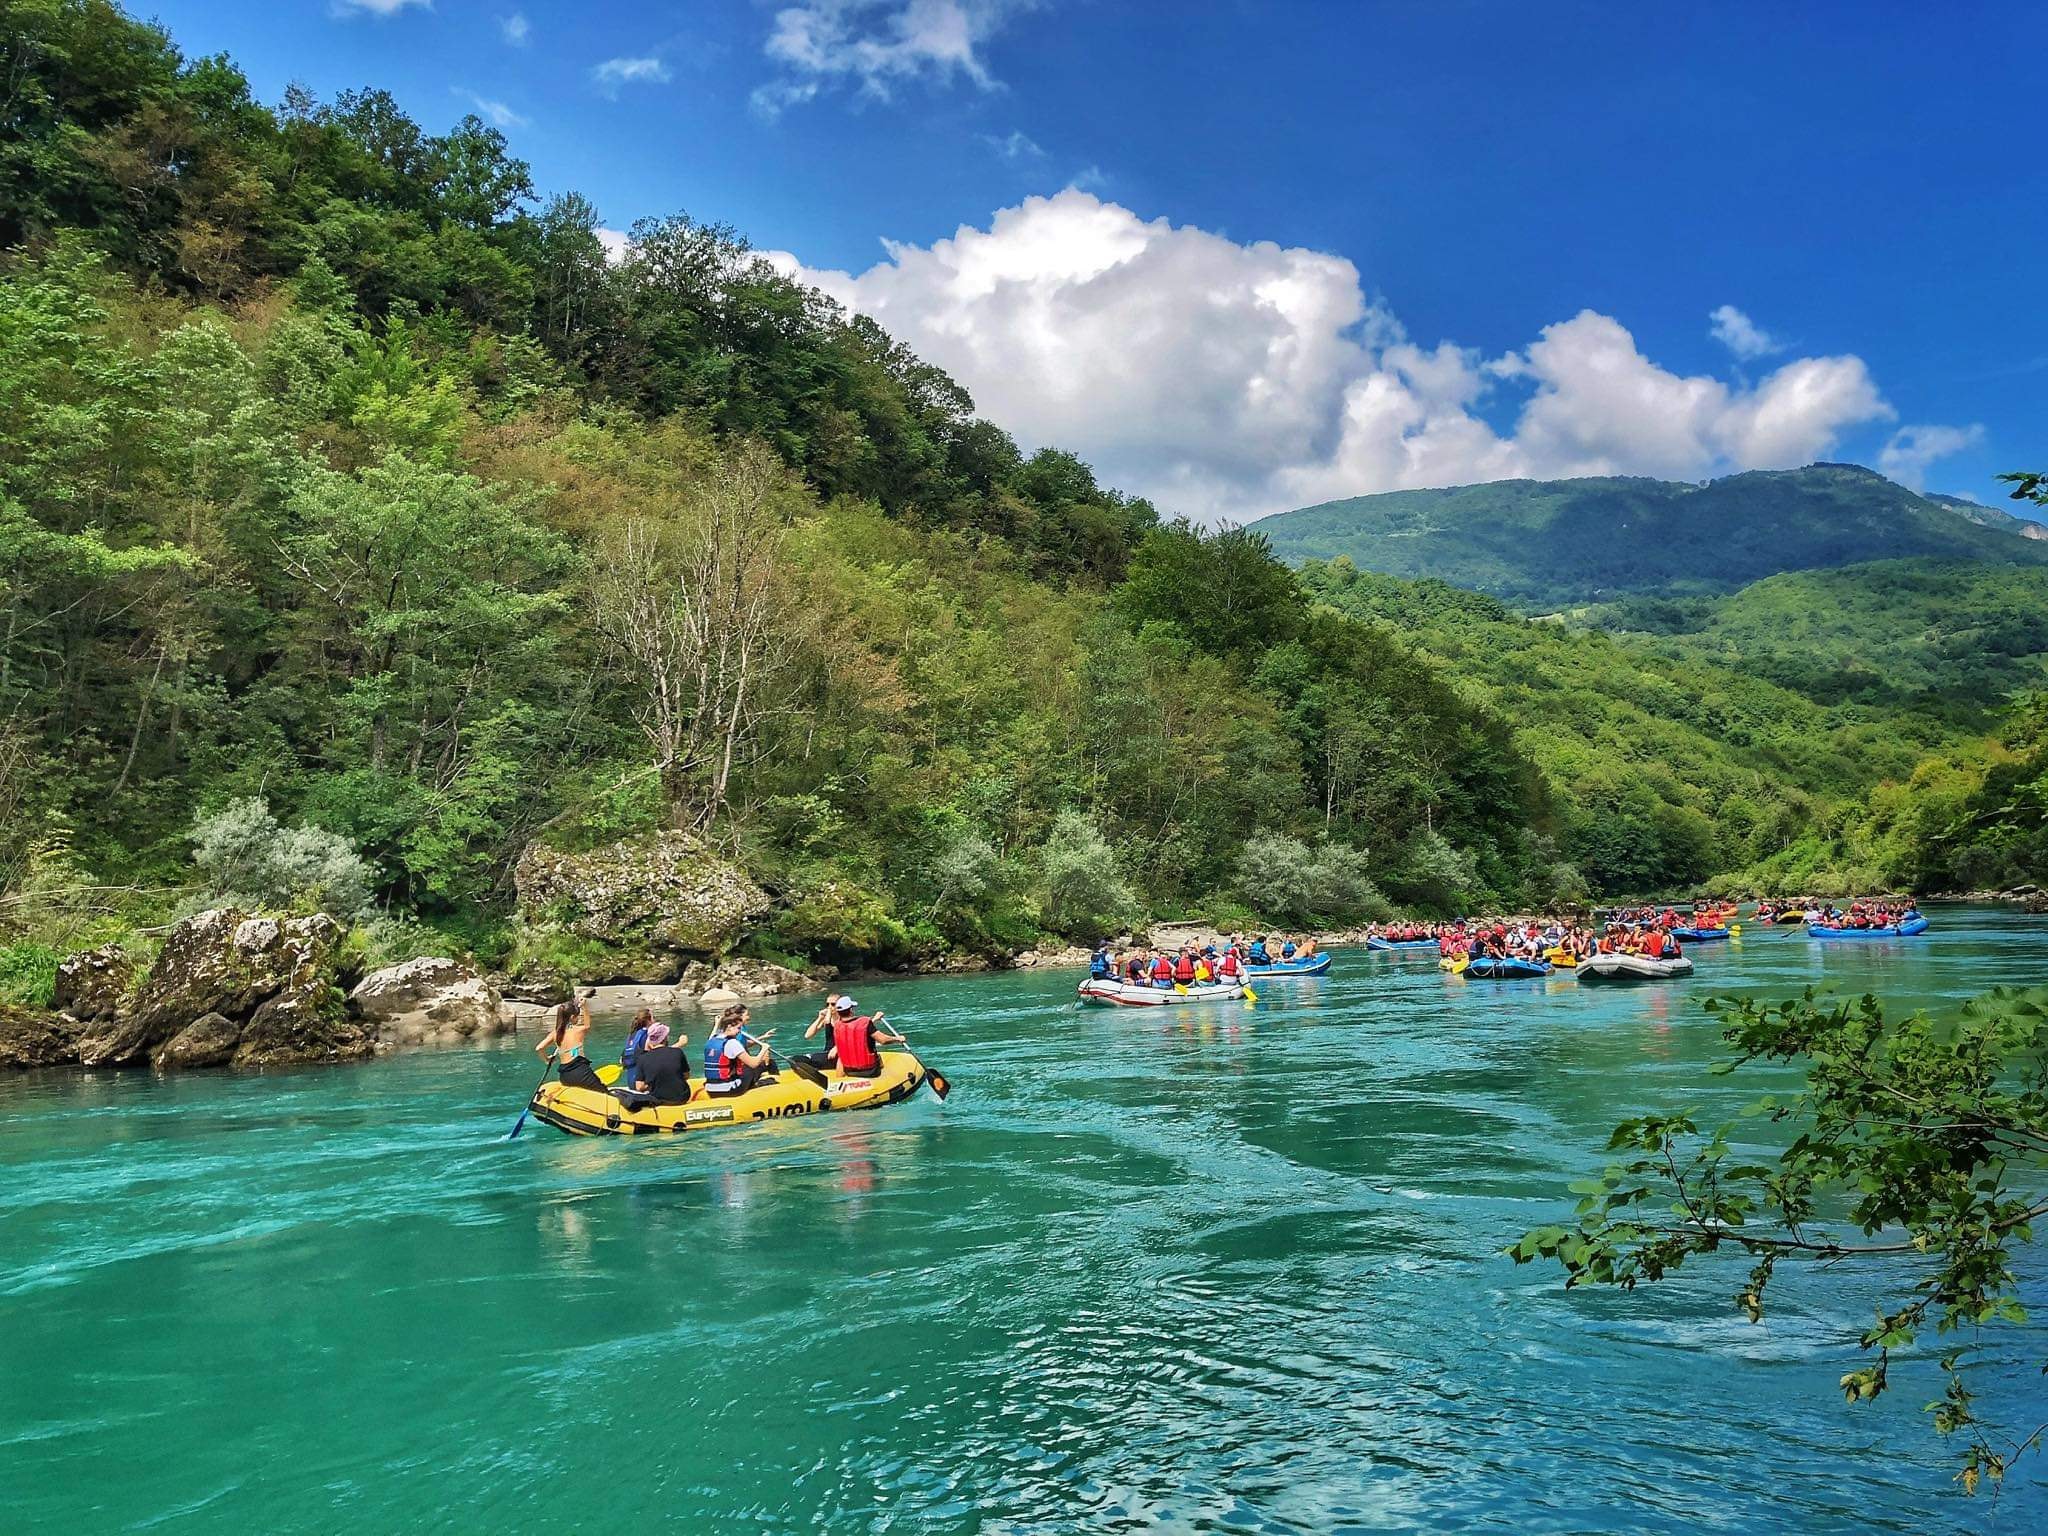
[3,908,2045,1533]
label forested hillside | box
[0,0,1572,995]
[1259,465,2048,607]
[1299,552,2048,897]
[1590,560,2048,711]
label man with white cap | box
[796,994,904,1079]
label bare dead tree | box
[589,441,806,833]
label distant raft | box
[1672,926,1732,941]
[1244,954,1333,977]
[526,1050,933,1137]
[1576,952,1696,982]
[1809,916,1929,939]
[1077,979,1247,1007]
[1364,937,1440,953]
[1461,956,1554,980]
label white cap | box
[835,996,858,1012]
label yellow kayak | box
[527,1050,933,1137]
[1545,947,1578,968]
[1438,954,1469,974]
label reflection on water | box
[0,906,2043,1532]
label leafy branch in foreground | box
[1511,986,2048,1494]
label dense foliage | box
[1260,464,2048,609]
[3,0,2041,987]
[0,0,1573,978]
[1513,985,2048,1491]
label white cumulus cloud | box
[595,228,634,266]
[754,0,1025,116]
[499,11,530,46]
[776,191,1896,523]
[1708,303,1782,360]
[1877,423,1985,490]
[593,56,672,96]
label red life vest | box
[832,1015,879,1073]
[1218,952,1240,978]
[1151,957,1174,981]
[1174,955,1196,983]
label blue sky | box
[148,0,2047,522]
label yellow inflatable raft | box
[527,1050,933,1137]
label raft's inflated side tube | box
[529,1050,929,1137]
[1244,954,1333,977]
[1076,979,1247,1007]
[1576,952,1696,982]
[1462,956,1554,979]
[1364,938,1440,952]
[1672,926,1731,941]
[1810,918,1929,939]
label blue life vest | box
[1090,951,1112,978]
[704,1034,739,1083]
[1281,943,1297,959]
[621,1025,649,1076]
[1248,944,1270,965]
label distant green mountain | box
[1258,463,2048,608]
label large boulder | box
[349,958,507,1050]
[235,983,374,1068]
[153,1011,242,1070]
[705,958,819,998]
[52,944,136,1022]
[0,1004,81,1069]
[513,831,770,972]
[76,909,351,1068]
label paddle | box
[506,1052,556,1139]
[876,1014,950,1101]
[739,1028,829,1089]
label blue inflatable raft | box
[1363,937,1440,953]
[1810,916,1929,939]
[1462,956,1553,980]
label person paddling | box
[703,1005,776,1096]
[539,988,601,1089]
[798,995,904,1079]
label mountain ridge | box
[1256,464,2048,608]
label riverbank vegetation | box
[0,0,2042,1000]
